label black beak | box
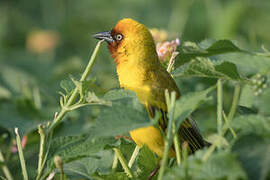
[93,31,114,43]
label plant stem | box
[228,84,241,123]
[158,91,176,180]
[202,111,231,162]
[182,142,189,178]
[217,79,223,136]
[167,52,179,73]
[112,152,118,172]
[48,40,104,132]
[0,148,13,180]
[113,148,133,178]
[15,128,28,180]
[37,125,45,176]
[36,40,104,179]
[173,127,181,165]
[223,112,237,138]
[128,145,140,168]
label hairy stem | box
[36,40,104,179]
[173,127,181,165]
[15,128,28,180]
[112,152,118,172]
[113,148,133,178]
[37,125,45,176]
[48,40,104,132]
[158,91,176,180]
[0,148,13,180]
[217,79,223,136]
[128,145,140,168]
[228,84,241,123]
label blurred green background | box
[0,0,270,178]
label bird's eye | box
[115,34,123,41]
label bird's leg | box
[128,145,140,168]
[147,164,160,180]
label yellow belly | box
[129,126,174,157]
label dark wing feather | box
[146,104,208,153]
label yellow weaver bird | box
[94,18,208,158]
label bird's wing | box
[146,103,207,153]
[144,67,208,152]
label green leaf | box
[0,86,11,99]
[175,40,242,67]
[63,150,113,179]
[44,134,117,177]
[213,53,270,74]
[0,102,42,135]
[206,39,241,53]
[60,79,75,95]
[103,89,136,101]
[93,172,130,180]
[176,39,270,78]
[173,58,246,82]
[239,82,270,116]
[92,97,152,138]
[231,115,270,136]
[174,86,214,128]
[239,84,256,107]
[0,65,36,93]
[164,151,247,180]
[48,135,116,163]
[232,134,270,180]
[136,146,158,179]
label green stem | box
[158,91,176,180]
[173,128,181,165]
[202,84,241,161]
[182,142,189,178]
[128,145,140,168]
[113,148,133,178]
[36,40,104,180]
[0,148,13,180]
[48,40,104,132]
[217,79,223,136]
[112,152,118,172]
[202,111,231,162]
[223,112,237,138]
[228,84,241,123]
[15,128,28,180]
[37,125,45,176]
[167,52,179,73]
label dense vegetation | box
[0,0,270,179]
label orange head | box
[93,18,158,65]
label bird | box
[93,18,208,159]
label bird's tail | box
[178,117,210,153]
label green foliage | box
[84,89,153,138]
[174,86,214,128]
[232,134,270,180]
[1,37,270,180]
[164,150,247,180]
